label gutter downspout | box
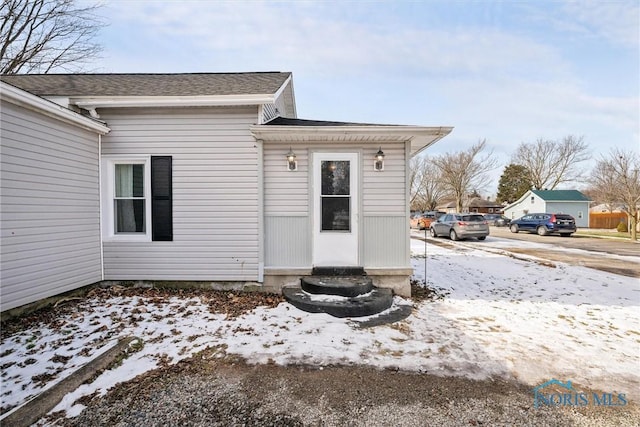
[98,134,104,281]
[404,140,412,268]
[257,138,265,283]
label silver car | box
[429,213,490,241]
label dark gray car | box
[483,213,510,227]
[430,213,490,241]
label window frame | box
[102,155,152,242]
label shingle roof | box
[264,117,398,127]
[531,189,591,201]
[0,72,291,97]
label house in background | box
[503,189,591,227]
[0,73,452,314]
[438,196,503,214]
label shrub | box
[617,221,628,233]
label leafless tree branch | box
[588,149,640,240]
[410,156,446,211]
[512,135,590,190]
[431,139,498,213]
[1,0,105,74]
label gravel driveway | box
[44,355,639,427]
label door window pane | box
[320,160,351,232]
[322,197,350,231]
[321,161,350,195]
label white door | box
[312,153,359,266]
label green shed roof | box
[531,190,590,201]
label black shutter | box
[151,156,173,241]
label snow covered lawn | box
[1,237,638,420]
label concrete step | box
[282,286,393,318]
[311,266,365,276]
[301,275,373,297]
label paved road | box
[489,226,640,257]
[412,226,640,278]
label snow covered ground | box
[1,237,639,421]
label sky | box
[91,0,639,193]
[2,235,638,421]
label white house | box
[0,73,452,314]
[503,189,591,227]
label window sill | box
[103,234,151,243]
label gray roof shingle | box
[0,72,291,97]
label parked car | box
[410,212,423,229]
[415,211,445,230]
[429,213,489,241]
[483,213,510,227]
[509,213,576,236]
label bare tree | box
[586,162,623,213]
[1,0,105,74]
[432,139,498,213]
[512,135,590,190]
[589,149,640,240]
[410,156,445,211]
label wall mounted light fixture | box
[286,147,297,171]
[374,147,385,171]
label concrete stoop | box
[283,267,394,318]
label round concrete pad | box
[283,287,393,318]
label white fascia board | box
[1,82,110,135]
[73,94,276,109]
[250,124,453,154]
[410,127,454,156]
[250,124,451,137]
[272,74,292,101]
[503,190,533,212]
[271,74,297,117]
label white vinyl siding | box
[363,216,408,267]
[263,141,407,268]
[1,101,102,312]
[100,107,260,281]
[362,144,406,216]
[264,144,309,216]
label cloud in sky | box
[97,0,638,192]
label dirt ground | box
[46,353,640,427]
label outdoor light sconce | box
[286,147,297,171]
[374,147,385,171]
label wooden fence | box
[589,212,632,229]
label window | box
[103,156,172,241]
[114,163,146,233]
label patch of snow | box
[1,237,638,421]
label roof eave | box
[73,94,277,110]
[1,82,110,135]
[250,125,453,155]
